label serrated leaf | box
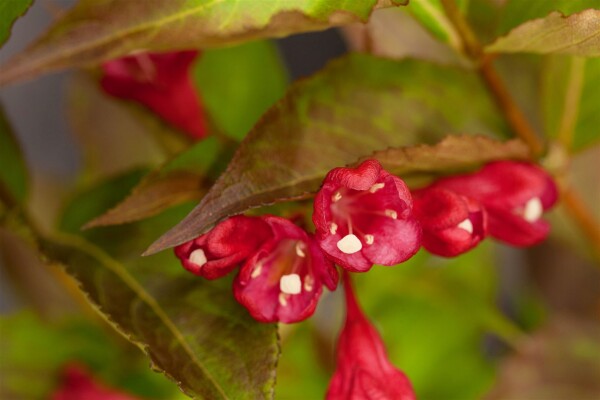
[0,0,32,47]
[50,172,280,399]
[194,40,289,141]
[367,135,530,177]
[541,56,600,151]
[145,54,510,255]
[0,0,407,86]
[486,9,600,56]
[0,104,28,204]
[85,136,227,228]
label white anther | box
[457,219,473,234]
[337,234,363,254]
[364,234,374,245]
[385,209,398,219]
[280,274,302,295]
[332,192,342,202]
[189,249,207,267]
[522,197,543,222]
[329,222,338,235]
[279,293,288,306]
[369,183,385,193]
[251,264,262,279]
[304,276,314,292]
[295,243,306,258]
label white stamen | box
[332,192,342,202]
[330,222,338,235]
[364,234,374,245]
[337,234,363,254]
[295,243,306,258]
[278,293,288,306]
[385,209,398,219]
[457,219,473,234]
[189,249,207,267]
[522,197,543,222]
[280,274,302,295]
[251,264,262,279]
[369,183,385,193]
[304,275,314,292]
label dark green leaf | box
[541,56,600,151]
[145,54,510,255]
[0,0,32,46]
[0,0,407,85]
[0,104,28,204]
[487,9,600,56]
[194,40,289,141]
[54,172,280,399]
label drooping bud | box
[234,215,338,323]
[175,215,272,279]
[431,161,558,246]
[313,159,421,272]
[326,273,416,400]
[100,50,207,140]
[413,187,487,257]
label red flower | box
[326,273,416,400]
[52,364,139,400]
[431,161,558,246]
[413,187,487,257]
[100,50,207,140]
[234,215,338,323]
[313,160,421,272]
[175,215,272,279]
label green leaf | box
[84,136,228,228]
[145,54,510,254]
[541,56,600,151]
[497,0,599,36]
[486,9,600,56]
[407,0,463,50]
[53,172,280,399]
[0,104,28,204]
[194,40,289,141]
[0,0,32,47]
[0,0,407,85]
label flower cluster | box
[175,158,557,398]
[101,50,207,140]
[176,159,557,322]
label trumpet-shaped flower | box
[313,160,421,272]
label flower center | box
[189,249,207,267]
[520,197,543,222]
[329,183,398,254]
[457,219,473,234]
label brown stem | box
[440,0,544,158]
[561,187,600,263]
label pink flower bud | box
[313,160,421,272]
[234,215,338,323]
[175,215,272,279]
[413,187,487,257]
[431,161,558,247]
[52,364,140,400]
[101,50,207,140]
[326,273,415,400]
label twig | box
[561,187,600,262]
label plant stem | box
[561,187,600,262]
[440,0,600,260]
[440,0,544,158]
